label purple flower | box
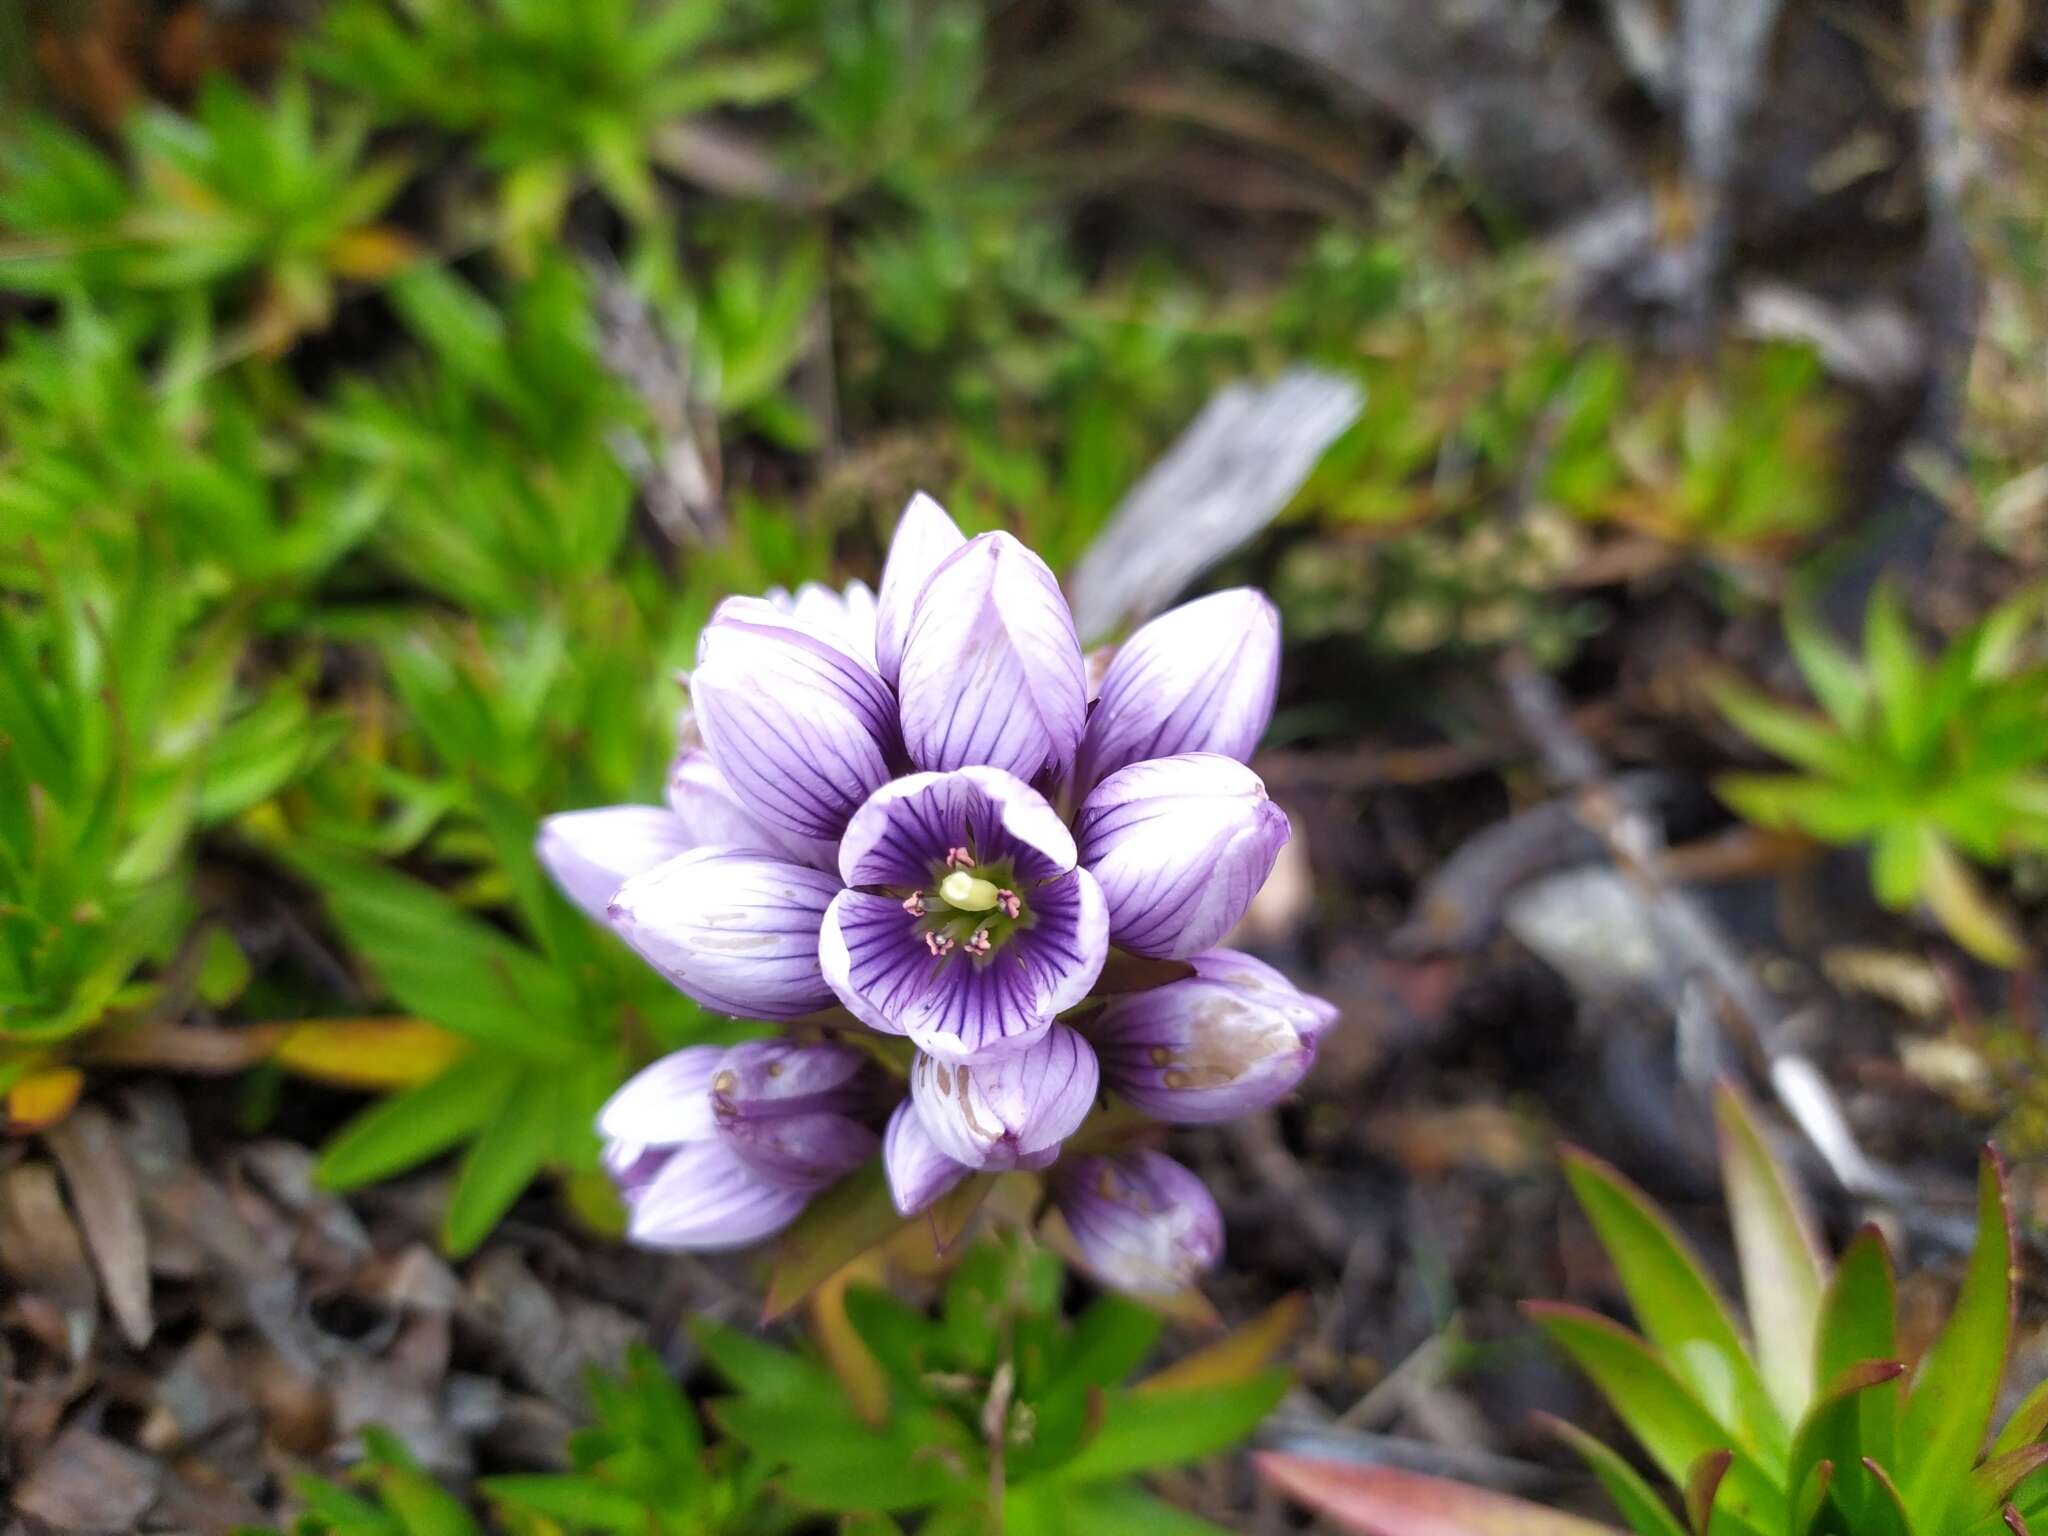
[908,1023,1098,1170]
[608,849,840,1020]
[1073,588,1280,793]
[1053,1150,1223,1294]
[897,533,1088,783]
[883,1099,970,1215]
[541,493,1331,1298]
[597,1041,880,1250]
[820,767,1108,1060]
[537,805,699,920]
[1076,753,1290,959]
[1088,949,1331,1122]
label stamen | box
[925,932,956,957]
[964,929,992,957]
[944,846,974,869]
[902,891,926,916]
[996,888,1021,919]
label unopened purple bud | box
[1054,1150,1222,1295]
[537,805,696,920]
[1187,950,1339,1042]
[883,1099,970,1215]
[1073,589,1280,792]
[1089,953,1322,1123]
[897,532,1088,783]
[598,1045,723,1148]
[710,1040,886,1190]
[909,1024,1098,1171]
[621,1136,812,1251]
[875,492,967,685]
[608,849,839,1020]
[1076,753,1290,958]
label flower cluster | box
[539,495,1335,1295]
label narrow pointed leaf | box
[1561,1148,1788,1465]
[1538,1414,1689,1536]
[1687,1450,1732,1536]
[1792,1462,1833,1536]
[1993,1378,2048,1458]
[1254,1455,1624,1536]
[1898,1151,2014,1532]
[1789,1360,1906,1535]
[1715,1083,1827,1424]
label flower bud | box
[1073,589,1279,792]
[883,1099,970,1215]
[1089,950,1326,1123]
[1053,1150,1222,1295]
[875,492,967,685]
[897,532,1088,783]
[620,1137,811,1251]
[710,1040,885,1190]
[1185,949,1339,1042]
[608,849,839,1020]
[908,1024,1098,1170]
[537,805,696,919]
[665,750,836,870]
[1075,753,1290,958]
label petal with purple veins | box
[1087,962,1316,1123]
[883,1099,970,1215]
[1189,950,1339,1043]
[908,1024,1098,1170]
[1076,753,1290,959]
[1073,589,1280,792]
[609,849,840,1020]
[1053,1150,1223,1295]
[691,600,901,841]
[537,805,696,920]
[897,533,1087,782]
[597,1045,724,1147]
[666,751,838,871]
[624,1136,812,1251]
[875,492,968,685]
[837,767,1076,890]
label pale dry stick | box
[1495,652,1918,1213]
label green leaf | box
[1714,774,1886,842]
[1007,1479,1235,1535]
[441,1066,557,1256]
[1789,1360,1907,1535]
[1993,1378,2048,1459]
[1057,1374,1287,1483]
[1524,1304,1782,1531]
[762,1161,912,1322]
[1710,681,1862,779]
[316,1053,518,1191]
[1784,598,1871,733]
[1918,836,2025,968]
[1561,1148,1788,1467]
[1897,1151,2015,1533]
[480,1472,650,1528]
[1715,1084,1827,1425]
[1538,1413,1689,1536]
[1864,582,1929,764]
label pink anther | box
[925,932,955,957]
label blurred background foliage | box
[13,0,2048,1528]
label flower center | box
[903,851,1031,962]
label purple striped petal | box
[691,598,901,841]
[666,750,839,871]
[1073,589,1280,792]
[537,805,696,919]
[883,1099,970,1215]
[597,1045,722,1147]
[709,1038,886,1190]
[1076,753,1291,959]
[819,870,1107,1060]
[608,849,839,1020]
[1187,949,1339,1043]
[875,492,967,685]
[624,1136,811,1251]
[1088,959,1317,1123]
[908,1024,1098,1170]
[1053,1150,1222,1295]
[897,533,1088,782]
[837,767,1075,889]
[766,579,880,669]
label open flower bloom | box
[597,1040,884,1250]
[542,492,1333,1289]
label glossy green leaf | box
[1525,1304,1782,1530]
[1897,1151,2014,1533]
[1789,1360,1906,1535]
[1561,1149,1788,1466]
[1715,1084,1827,1425]
[1538,1414,1688,1536]
[1993,1378,2048,1458]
